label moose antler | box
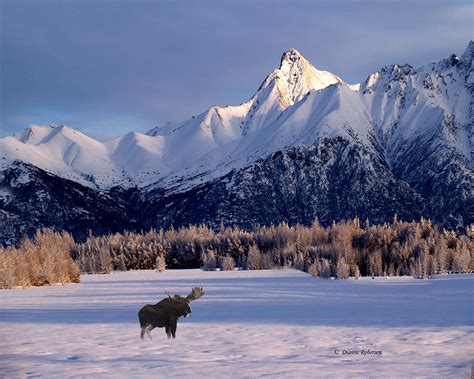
[164,290,173,299]
[186,287,205,302]
[163,287,204,302]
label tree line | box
[1,218,472,288]
[73,217,472,278]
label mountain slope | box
[0,161,138,246]
[135,137,424,231]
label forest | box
[0,217,472,288]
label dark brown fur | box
[138,287,204,340]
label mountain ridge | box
[3,43,470,189]
[0,42,472,245]
[1,47,357,190]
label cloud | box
[1,0,472,139]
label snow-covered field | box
[1,269,472,378]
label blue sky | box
[1,0,472,140]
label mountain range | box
[1,42,472,245]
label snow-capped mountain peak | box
[13,124,59,144]
[147,48,349,144]
[361,64,413,94]
[280,48,302,64]
[277,48,345,102]
[237,48,348,135]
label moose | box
[138,287,204,340]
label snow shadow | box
[1,273,472,328]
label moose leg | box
[165,327,172,339]
[170,320,177,339]
[144,324,153,340]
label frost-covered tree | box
[413,243,432,279]
[308,263,318,278]
[0,229,80,289]
[45,217,472,278]
[220,255,236,271]
[246,245,262,270]
[261,253,273,270]
[201,250,217,271]
[434,235,448,274]
[351,264,360,280]
[336,257,350,279]
[451,241,471,273]
[369,250,383,277]
[293,252,305,271]
[156,254,166,272]
[318,258,331,278]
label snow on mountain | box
[278,48,345,100]
[237,48,346,136]
[0,43,472,244]
[1,44,472,187]
[1,48,350,189]
[169,41,472,193]
[13,124,57,144]
[2,125,122,187]
[361,50,472,167]
[106,132,166,181]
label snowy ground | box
[1,269,473,378]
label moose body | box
[138,287,204,340]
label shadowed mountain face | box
[0,43,472,245]
[0,162,139,245]
[135,137,425,231]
